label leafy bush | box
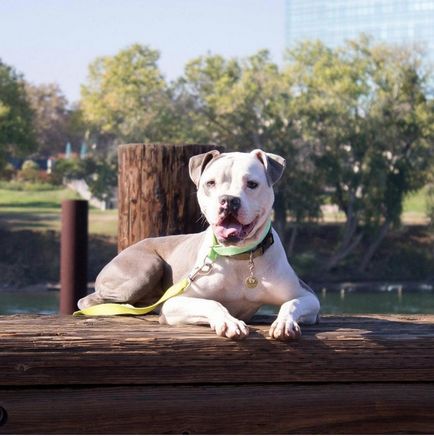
[21,160,39,171]
[0,163,16,181]
[83,156,117,201]
[16,159,53,184]
[49,156,117,201]
[50,158,86,184]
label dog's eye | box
[205,180,216,188]
[247,181,258,189]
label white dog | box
[78,149,320,340]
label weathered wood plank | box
[0,315,433,386]
[117,144,142,251]
[1,383,434,434]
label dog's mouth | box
[213,214,258,244]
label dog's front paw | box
[210,313,249,340]
[269,317,301,341]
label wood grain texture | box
[2,383,434,434]
[0,315,433,386]
[1,315,433,434]
[117,144,222,252]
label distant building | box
[285,0,434,61]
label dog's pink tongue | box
[214,217,243,240]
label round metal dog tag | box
[245,276,258,288]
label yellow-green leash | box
[72,277,190,316]
[73,219,272,317]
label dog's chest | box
[187,256,272,304]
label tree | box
[0,59,35,172]
[51,154,117,202]
[356,43,434,270]
[80,44,171,146]
[24,82,71,156]
[82,154,117,202]
[179,51,324,243]
[286,36,434,271]
[65,104,89,152]
[77,39,434,271]
[50,157,86,184]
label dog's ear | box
[251,149,286,185]
[189,150,221,187]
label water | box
[0,290,59,315]
[1,288,433,315]
[317,288,434,315]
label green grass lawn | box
[403,187,427,214]
[404,187,428,213]
[0,186,79,208]
[402,186,429,224]
[0,187,118,237]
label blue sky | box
[0,0,285,103]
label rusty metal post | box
[60,200,88,315]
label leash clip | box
[188,256,214,282]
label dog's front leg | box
[269,293,320,341]
[160,296,249,340]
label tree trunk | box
[273,190,287,241]
[322,190,363,272]
[286,223,298,258]
[322,213,363,272]
[357,221,391,272]
[322,231,363,272]
[117,143,222,252]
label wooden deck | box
[1,314,433,434]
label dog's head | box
[189,149,286,247]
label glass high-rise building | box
[285,0,434,60]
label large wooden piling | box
[117,143,222,252]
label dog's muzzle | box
[218,195,241,214]
[213,196,258,243]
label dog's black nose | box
[219,195,241,212]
